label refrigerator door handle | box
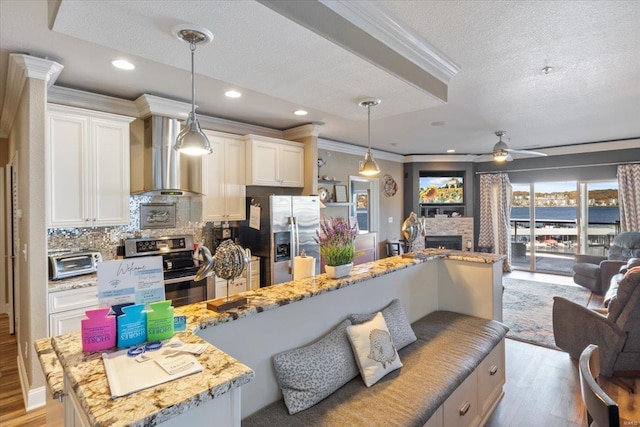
[289,216,296,275]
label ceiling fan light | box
[175,113,212,155]
[493,150,508,162]
[359,152,380,176]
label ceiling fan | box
[485,131,548,162]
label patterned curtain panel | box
[478,173,513,272]
[618,163,640,232]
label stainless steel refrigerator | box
[239,195,321,287]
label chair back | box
[579,344,620,427]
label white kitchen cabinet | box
[214,277,247,299]
[202,130,246,221]
[48,286,99,336]
[245,135,304,187]
[46,104,134,228]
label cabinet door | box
[224,138,246,220]
[47,112,89,227]
[91,118,130,226]
[279,144,304,187]
[50,307,95,336]
[202,135,226,221]
[202,135,246,221]
[249,140,279,185]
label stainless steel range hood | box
[131,115,202,196]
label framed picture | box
[356,193,368,209]
[334,185,348,203]
[140,203,177,229]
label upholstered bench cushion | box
[242,311,508,427]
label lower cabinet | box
[48,286,98,336]
[425,339,505,427]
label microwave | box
[48,251,102,280]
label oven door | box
[164,275,206,307]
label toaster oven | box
[48,250,102,280]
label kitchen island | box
[37,249,504,426]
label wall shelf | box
[318,179,341,184]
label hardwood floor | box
[0,314,46,427]
[0,272,638,427]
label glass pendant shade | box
[359,152,380,176]
[175,112,212,155]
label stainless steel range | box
[123,235,212,307]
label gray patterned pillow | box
[273,319,359,414]
[348,299,417,350]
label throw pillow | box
[273,319,359,414]
[346,311,403,387]
[348,298,417,350]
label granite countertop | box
[48,274,97,293]
[38,249,501,426]
[174,249,504,332]
[34,337,64,399]
[51,330,254,427]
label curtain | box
[618,163,640,232]
[478,173,513,272]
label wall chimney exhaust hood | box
[130,115,202,196]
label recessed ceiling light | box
[431,121,446,126]
[294,109,308,116]
[111,59,135,70]
[225,90,242,98]
[447,149,456,153]
[541,66,553,75]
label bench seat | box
[243,311,508,426]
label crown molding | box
[134,94,192,119]
[283,123,323,140]
[405,154,478,163]
[198,115,284,139]
[320,0,460,84]
[48,86,139,117]
[318,138,404,162]
[1,54,64,137]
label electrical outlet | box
[388,217,393,223]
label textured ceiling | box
[1,0,639,157]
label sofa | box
[572,231,640,295]
[553,257,640,377]
[243,310,508,426]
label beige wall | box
[317,149,403,258]
[10,78,48,393]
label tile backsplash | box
[47,195,206,260]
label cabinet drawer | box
[49,287,99,313]
[477,339,505,415]
[215,277,247,299]
[425,406,443,427]
[443,371,479,427]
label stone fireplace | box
[425,235,463,250]
[412,217,474,251]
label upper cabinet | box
[46,104,134,228]
[245,135,304,187]
[202,130,246,221]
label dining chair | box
[579,344,620,427]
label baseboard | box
[17,352,46,411]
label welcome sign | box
[97,256,165,308]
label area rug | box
[502,277,592,350]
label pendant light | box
[172,25,213,156]
[358,99,381,176]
